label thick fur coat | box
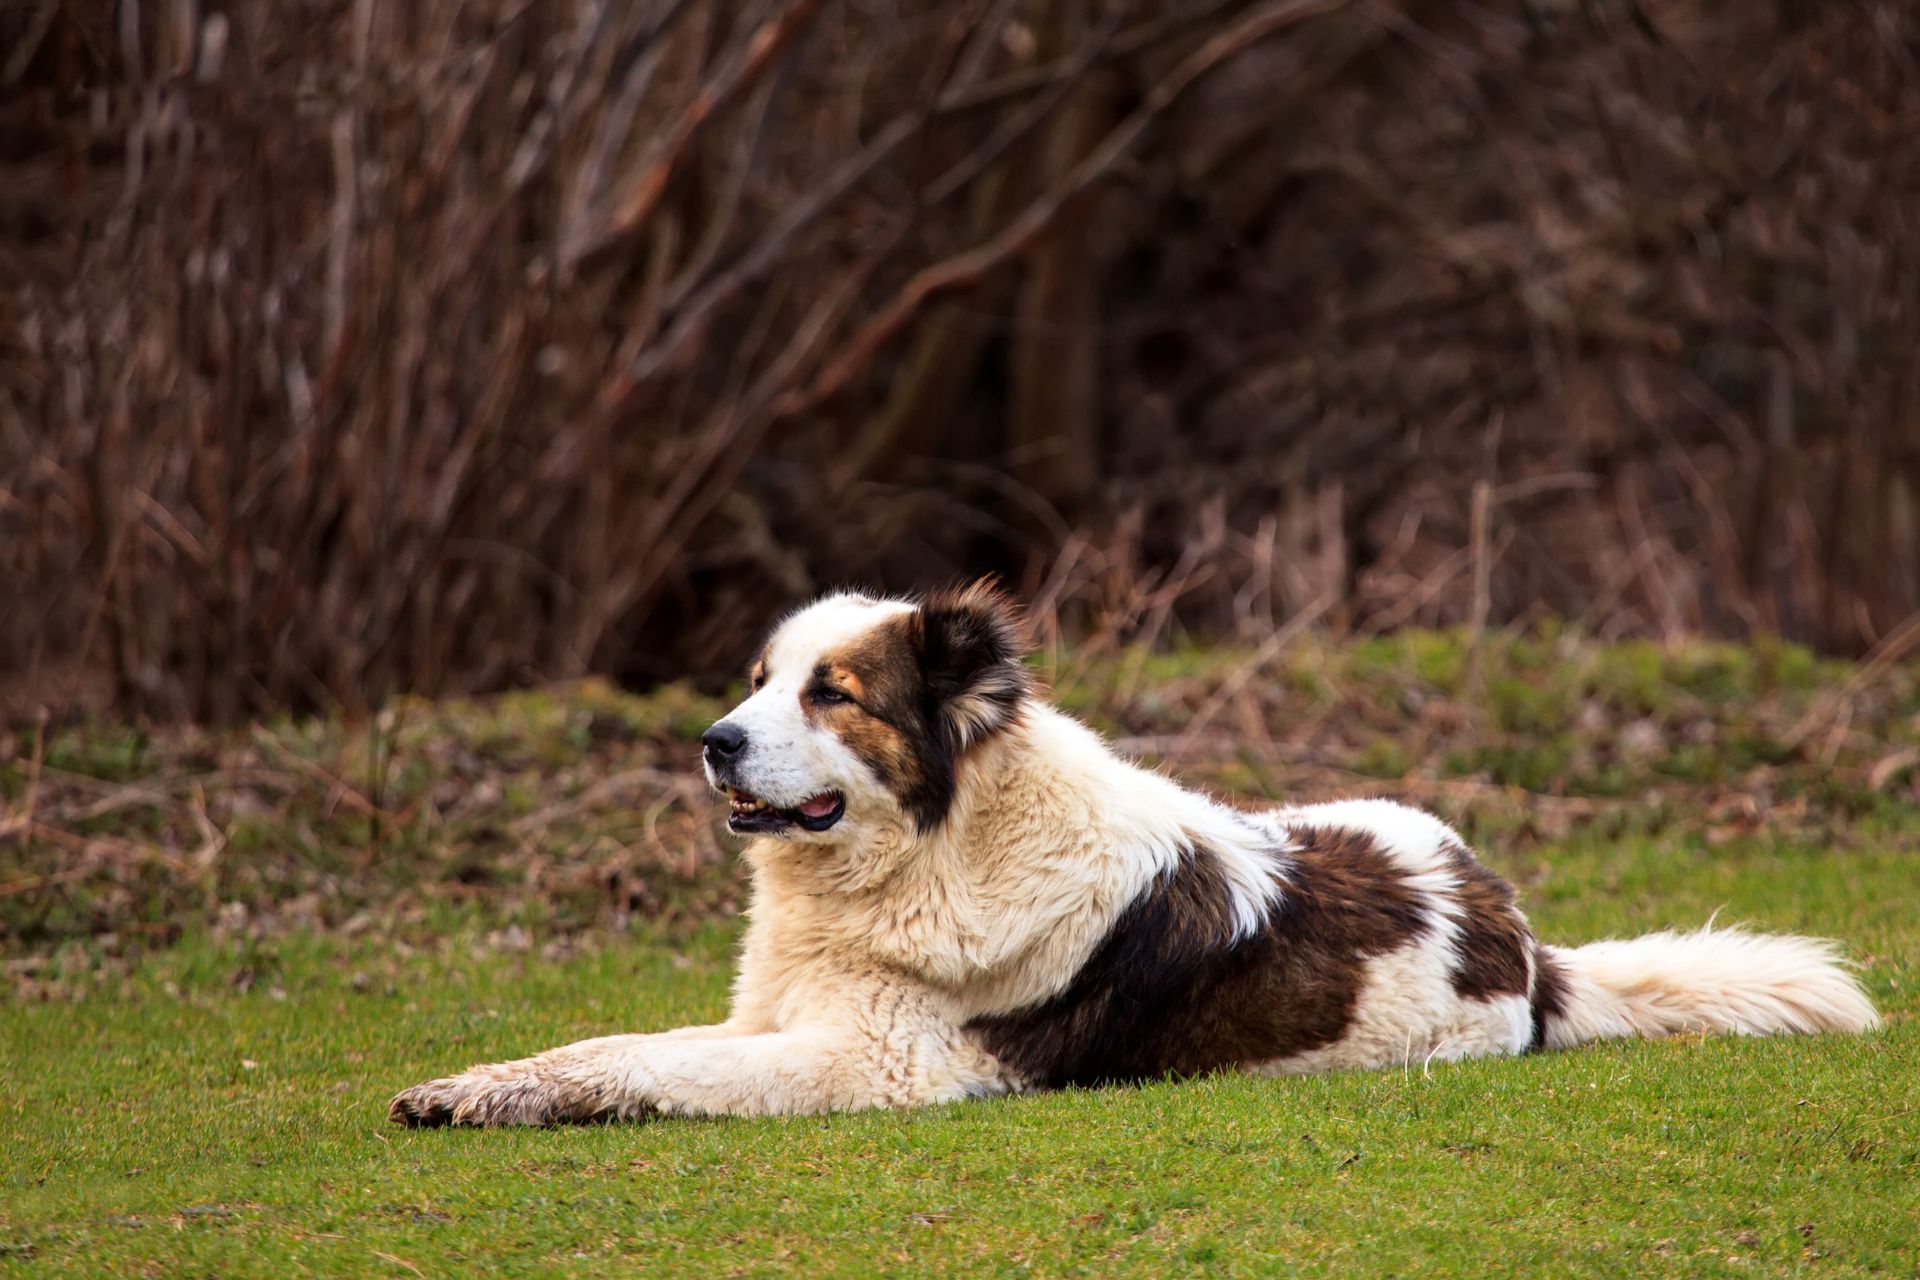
[390,584,1878,1126]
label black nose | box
[702,722,748,763]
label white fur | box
[1030,710,1285,942]
[1541,927,1881,1046]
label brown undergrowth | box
[5,629,1917,997]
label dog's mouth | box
[725,787,845,834]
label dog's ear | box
[912,579,1032,753]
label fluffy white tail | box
[1536,927,1879,1049]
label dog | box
[390,581,1878,1126]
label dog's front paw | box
[388,1075,471,1127]
[388,1070,591,1127]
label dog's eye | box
[750,670,766,692]
[811,685,851,707]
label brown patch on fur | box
[1442,840,1536,1002]
[1529,944,1571,1051]
[911,580,1032,752]
[819,693,918,793]
[808,618,941,820]
[965,824,1431,1088]
[797,581,1033,830]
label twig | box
[1168,590,1338,760]
[609,2,1140,405]
[1782,610,1920,751]
[566,0,827,271]
[773,0,1351,420]
[248,730,386,820]
[509,766,693,835]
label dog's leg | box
[389,1032,663,1126]
[386,1019,742,1126]
[389,1008,1009,1126]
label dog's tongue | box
[798,793,838,818]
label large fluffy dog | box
[390,583,1878,1126]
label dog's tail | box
[1533,926,1878,1049]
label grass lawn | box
[4,828,1917,1277]
[4,632,1919,1276]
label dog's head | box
[702,580,1031,844]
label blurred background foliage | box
[3,0,1917,725]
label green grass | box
[5,828,1917,1279]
